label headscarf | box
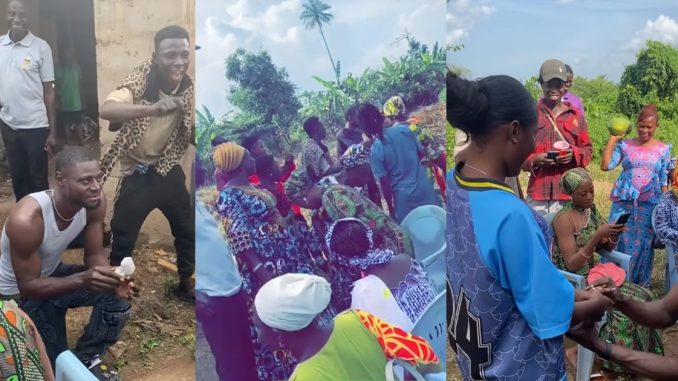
[254,273,331,332]
[212,142,245,173]
[559,167,592,196]
[383,96,406,118]
[340,143,370,168]
[326,218,395,270]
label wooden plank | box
[157,258,195,279]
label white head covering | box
[254,273,332,332]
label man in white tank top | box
[0,146,135,379]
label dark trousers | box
[110,165,195,279]
[0,119,49,202]
[196,290,258,381]
[57,110,84,145]
[18,264,131,368]
[367,172,381,206]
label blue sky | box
[448,0,678,83]
[196,0,445,118]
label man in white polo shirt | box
[0,0,56,202]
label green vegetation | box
[197,40,445,181]
[447,40,678,171]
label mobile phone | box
[546,151,558,160]
[615,212,631,225]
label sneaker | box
[84,355,121,381]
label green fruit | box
[608,116,631,136]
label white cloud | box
[223,0,302,44]
[447,0,496,45]
[556,0,576,4]
[624,14,678,51]
[197,0,444,116]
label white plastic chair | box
[411,290,446,363]
[55,350,97,381]
[651,205,678,294]
[387,290,446,381]
[545,212,633,381]
[400,205,446,292]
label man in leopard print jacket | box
[99,25,195,300]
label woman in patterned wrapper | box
[209,142,336,381]
[326,218,436,332]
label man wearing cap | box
[522,59,592,216]
[0,0,57,202]
[539,64,586,118]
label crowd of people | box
[448,58,678,380]
[196,95,446,380]
[0,1,195,379]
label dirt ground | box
[0,165,195,380]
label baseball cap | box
[539,59,567,82]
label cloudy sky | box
[449,0,678,83]
[196,0,445,118]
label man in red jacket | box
[523,59,592,216]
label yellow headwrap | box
[383,96,406,117]
[213,142,245,173]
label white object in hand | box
[120,257,136,277]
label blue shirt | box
[371,123,441,222]
[195,200,242,297]
[447,164,573,380]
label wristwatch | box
[600,340,613,360]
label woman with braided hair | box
[358,103,440,222]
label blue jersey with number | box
[446,164,574,381]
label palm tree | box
[300,0,337,79]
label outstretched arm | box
[613,283,678,329]
[568,321,678,381]
[100,88,183,129]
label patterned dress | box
[607,139,672,286]
[259,181,325,268]
[551,202,605,277]
[214,185,335,381]
[313,181,414,314]
[550,202,663,377]
[0,300,48,380]
[654,191,678,247]
[388,259,436,324]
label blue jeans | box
[18,264,131,368]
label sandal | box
[84,355,121,381]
